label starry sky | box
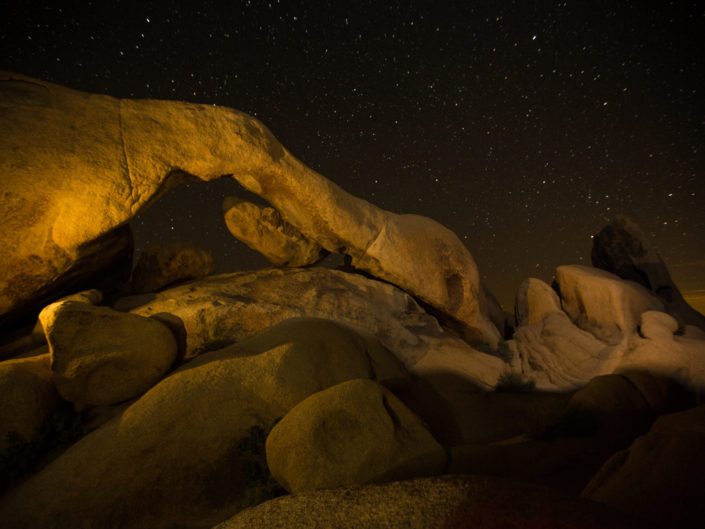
[2,0,704,312]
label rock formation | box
[0,71,499,345]
[592,215,705,332]
[116,267,505,390]
[222,197,327,267]
[0,318,407,529]
[39,300,177,407]
[131,241,216,294]
[265,378,445,492]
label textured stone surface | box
[39,301,177,407]
[0,318,406,529]
[215,475,641,529]
[222,197,327,267]
[131,241,215,293]
[266,378,445,492]
[0,71,498,345]
[583,405,705,529]
[118,268,505,390]
[592,215,705,332]
[555,265,663,344]
[515,277,561,327]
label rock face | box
[131,241,215,294]
[0,318,406,529]
[583,405,705,529]
[555,265,663,344]
[39,301,177,407]
[223,197,327,267]
[0,353,59,454]
[266,378,445,493]
[515,277,561,327]
[215,475,641,529]
[118,268,505,390]
[592,215,705,332]
[0,71,498,345]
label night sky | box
[2,1,704,312]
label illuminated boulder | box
[222,196,327,267]
[515,277,561,327]
[0,318,407,529]
[39,301,178,407]
[265,378,445,492]
[0,71,499,345]
[555,265,663,344]
[116,267,505,390]
[131,241,215,294]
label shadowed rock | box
[215,475,642,529]
[131,241,215,294]
[0,71,499,345]
[591,215,705,332]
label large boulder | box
[39,301,177,407]
[592,215,705,332]
[215,475,642,529]
[266,378,445,492]
[117,267,505,390]
[555,265,663,344]
[0,353,59,454]
[0,71,498,345]
[222,197,327,267]
[583,404,705,529]
[515,277,561,327]
[0,318,408,529]
[131,241,215,294]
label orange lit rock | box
[0,318,406,529]
[131,241,215,294]
[0,71,498,345]
[266,378,445,493]
[117,267,505,390]
[555,265,663,345]
[222,197,327,267]
[515,277,561,327]
[39,301,177,407]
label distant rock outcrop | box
[222,197,327,267]
[591,216,705,332]
[0,71,499,345]
[0,318,406,529]
[39,301,177,407]
[131,241,215,294]
[215,475,641,529]
[265,378,445,493]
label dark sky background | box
[2,0,704,312]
